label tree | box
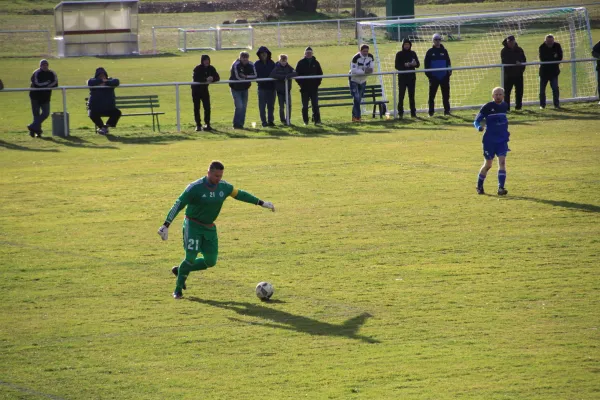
[291,0,319,13]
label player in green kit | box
[157,161,275,299]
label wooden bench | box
[316,84,388,118]
[85,95,164,132]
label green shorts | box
[182,218,218,262]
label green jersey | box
[164,176,260,229]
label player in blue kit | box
[474,87,510,196]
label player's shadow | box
[0,140,60,152]
[498,195,600,213]
[188,297,380,344]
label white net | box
[178,28,217,52]
[359,7,595,111]
[216,27,254,50]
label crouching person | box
[87,67,121,135]
[270,54,297,125]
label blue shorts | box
[483,141,510,160]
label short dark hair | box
[360,44,369,51]
[209,160,225,171]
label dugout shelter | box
[54,0,139,57]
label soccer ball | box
[255,281,274,300]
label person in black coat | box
[424,33,452,116]
[270,54,297,125]
[229,51,257,129]
[538,34,563,109]
[255,46,277,127]
[395,38,420,118]
[295,46,323,125]
[28,59,58,137]
[192,54,220,131]
[87,67,121,135]
[500,35,526,111]
[592,40,600,103]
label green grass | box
[0,99,599,399]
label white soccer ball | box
[255,281,274,300]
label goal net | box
[216,27,254,51]
[178,28,218,52]
[358,7,596,112]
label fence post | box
[175,84,181,132]
[62,88,69,137]
[337,20,341,46]
[500,65,505,89]
[392,73,397,119]
[277,23,281,48]
[46,30,51,56]
[152,27,157,55]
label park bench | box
[85,95,164,132]
[316,84,388,118]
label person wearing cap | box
[349,44,375,122]
[255,46,277,127]
[501,35,526,111]
[394,38,420,118]
[592,40,600,104]
[295,46,323,125]
[28,59,58,137]
[424,33,452,116]
[192,54,220,132]
[87,67,121,135]
[538,34,563,109]
[229,51,258,129]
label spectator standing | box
[270,54,297,125]
[538,34,563,109]
[28,59,58,137]
[229,51,257,129]
[255,46,277,127]
[349,44,375,122]
[500,35,526,111]
[592,40,600,104]
[192,54,220,132]
[295,46,323,126]
[87,67,121,135]
[424,33,452,116]
[394,38,420,118]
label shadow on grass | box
[103,132,195,145]
[41,136,118,150]
[504,195,600,213]
[188,297,380,344]
[0,139,60,152]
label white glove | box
[157,224,169,240]
[261,201,275,212]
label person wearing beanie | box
[500,35,527,111]
[28,59,58,137]
[269,54,297,125]
[255,46,277,127]
[394,38,420,118]
[192,54,220,131]
[424,33,452,116]
[295,46,323,125]
[87,67,121,135]
[538,34,563,109]
[348,44,375,122]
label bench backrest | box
[318,84,384,104]
[85,95,160,111]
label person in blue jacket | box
[87,67,121,135]
[255,46,277,127]
[474,87,510,196]
[424,33,452,116]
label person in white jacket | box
[349,44,374,122]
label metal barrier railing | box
[1,58,597,134]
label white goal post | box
[358,7,596,112]
[178,26,254,52]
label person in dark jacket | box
[192,54,220,132]
[229,51,257,129]
[87,67,121,135]
[395,38,420,118]
[28,59,58,137]
[424,33,452,116]
[295,46,323,125]
[500,35,526,111]
[538,34,563,109]
[255,46,277,127]
[270,54,297,125]
[592,40,600,103]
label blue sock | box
[477,173,486,188]
[498,170,506,188]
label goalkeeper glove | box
[261,201,275,212]
[157,224,169,240]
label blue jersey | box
[474,101,510,144]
